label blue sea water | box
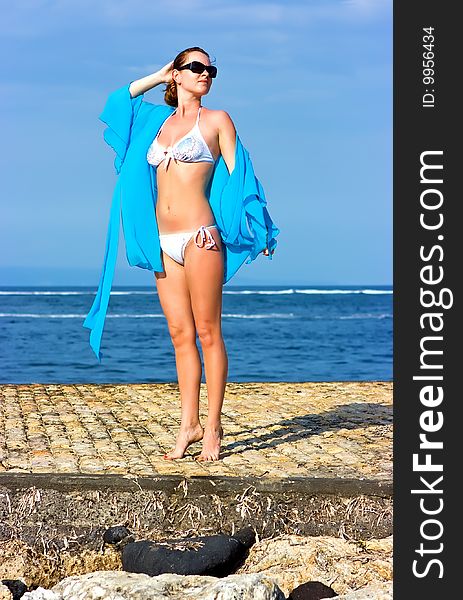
[0,285,392,383]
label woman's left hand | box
[262,248,274,256]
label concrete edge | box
[0,473,393,498]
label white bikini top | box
[146,106,215,170]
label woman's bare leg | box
[184,229,227,461]
[155,253,204,459]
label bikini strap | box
[196,106,202,125]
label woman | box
[83,47,279,463]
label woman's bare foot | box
[163,423,204,460]
[196,425,223,462]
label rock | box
[102,526,132,545]
[21,589,59,600]
[288,580,338,599]
[0,533,391,598]
[0,537,122,590]
[0,542,29,582]
[1,580,27,600]
[22,571,285,599]
[334,581,392,599]
[237,534,393,597]
[0,583,13,600]
[123,527,255,577]
[231,526,256,549]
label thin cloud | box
[342,0,390,13]
[1,0,391,38]
[100,0,391,27]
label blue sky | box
[1,0,392,287]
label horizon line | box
[0,283,393,288]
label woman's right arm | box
[128,61,174,98]
[99,64,170,173]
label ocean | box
[0,285,392,383]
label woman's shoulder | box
[202,107,234,123]
[202,108,236,136]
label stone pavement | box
[0,382,392,485]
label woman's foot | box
[196,425,224,462]
[163,423,204,460]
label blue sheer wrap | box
[83,84,280,362]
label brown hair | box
[164,46,212,107]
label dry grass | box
[0,485,392,589]
[0,539,122,589]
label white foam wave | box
[0,313,163,318]
[224,289,393,295]
[0,312,392,321]
[295,289,393,295]
[0,291,153,296]
[222,313,295,319]
[0,312,295,319]
[106,313,164,318]
[223,289,295,295]
[0,313,90,318]
[0,288,393,296]
[337,313,392,319]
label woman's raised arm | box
[128,61,174,98]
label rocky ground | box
[0,533,392,599]
[0,382,393,598]
[0,484,392,594]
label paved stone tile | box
[0,382,392,480]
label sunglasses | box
[177,61,217,79]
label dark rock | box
[103,525,132,545]
[122,527,256,577]
[1,579,28,600]
[288,581,338,599]
[232,525,256,548]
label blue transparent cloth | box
[83,84,280,362]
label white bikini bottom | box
[159,225,218,266]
